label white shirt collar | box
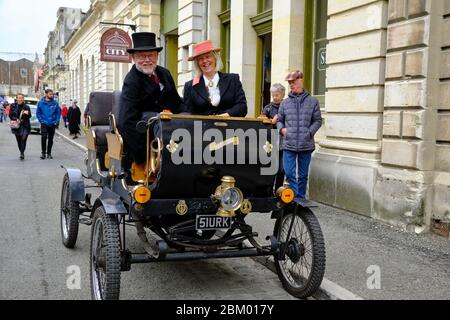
[203,73,220,88]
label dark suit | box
[183,72,247,117]
[118,65,183,164]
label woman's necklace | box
[208,80,214,88]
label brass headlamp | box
[213,176,244,218]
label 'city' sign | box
[100,28,132,63]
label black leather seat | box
[89,92,114,171]
[89,92,113,146]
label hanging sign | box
[100,28,132,63]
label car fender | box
[93,187,128,216]
[62,167,85,202]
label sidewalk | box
[56,128,450,300]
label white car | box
[25,97,41,134]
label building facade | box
[56,0,450,236]
[0,53,35,98]
[41,7,86,104]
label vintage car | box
[60,91,326,300]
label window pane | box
[265,0,273,10]
[313,0,328,96]
[260,33,272,112]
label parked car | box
[25,98,40,134]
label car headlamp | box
[221,187,244,211]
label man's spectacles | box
[135,53,158,60]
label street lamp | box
[56,55,69,70]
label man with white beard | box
[118,32,184,166]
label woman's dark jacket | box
[118,65,184,164]
[10,103,31,135]
[183,72,247,117]
[67,106,81,134]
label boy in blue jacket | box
[37,89,61,159]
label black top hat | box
[127,32,163,53]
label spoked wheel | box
[60,173,80,248]
[273,206,326,299]
[90,206,121,300]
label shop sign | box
[100,28,132,63]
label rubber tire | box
[90,206,121,300]
[60,173,80,248]
[273,207,326,299]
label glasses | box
[134,53,158,60]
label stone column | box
[309,1,388,216]
[230,0,258,117]
[374,0,446,232]
[271,0,305,85]
[178,0,205,92]
[432,1,450,233]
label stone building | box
[41,7,86,104]
[0,53,35,97]
[55,0,449,236]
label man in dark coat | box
[118,32,183,165]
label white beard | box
[136,63,156,75]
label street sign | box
[317,48,327,71]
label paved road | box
[0,124,296,300]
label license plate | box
[195,215,231,231]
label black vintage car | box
[60,91,326,300]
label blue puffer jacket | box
[37,98,61,127]
[277,91,322,152]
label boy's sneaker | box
[20,153,24,160]
[40,153,46,160]
[47,154,53,159]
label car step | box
[79,217,92,226]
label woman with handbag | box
[10,93,31,160]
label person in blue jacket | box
[37,89,61,159]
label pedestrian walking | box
[37,89,61,160]
[61,104,69,128]
[262,83,286,190]
[5,103,11,122]
[0,102,6,123]
[9,93,31,160]
[67,100,81,139]
[277,71,322,201]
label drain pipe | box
[202,0,208,40]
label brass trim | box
[214,122,229,127]
[104,152,111,169]
[208,136,239,152]
[86,129,97,151]
[106,132,123,161]
[163,114,272,123]
[263,141,273,154]
[176,200,188,216]
[240,200,252,215]
[166,140,179,154]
